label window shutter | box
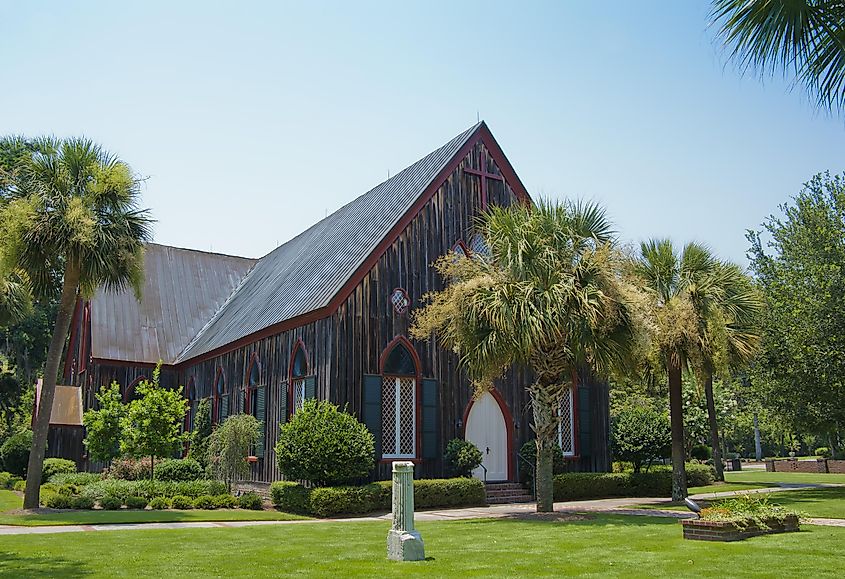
[190,401,198,431]
[255,386,266,458]
[363,374,382,459]
[279,382,288,425]
[219,394,230,423]
[578,383,591,457]
[304,376,316,401]
[421,378,439,460]
[239,388,246,414]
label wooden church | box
[60,122,611,484]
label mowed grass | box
[724,471,845,485]
[1,515,843,578]
[0,490,306,526]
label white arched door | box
[465,391,508,481]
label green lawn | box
[724,471,845,485]
[688,481,778,495]
[0,490,306,526]
[1,515,842,578]
[633,487,845,518]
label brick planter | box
[682,515,800,542]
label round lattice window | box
[390,287,410,315]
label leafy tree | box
[82,382,127,463]
[0,137,153,508]
[275,399,374,486]
[413,200,635,512]
[188,397,213,469]
[749,172,845,452]
[712,0,845,111]
[444,438,483,478]
[611,402,671,473]
[120,365,188,480]
[209,413,261,491]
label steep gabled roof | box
[90,244,256,364]
[176,123,482,362]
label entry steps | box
[485,482,534,504]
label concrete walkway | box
[1,484,842,536]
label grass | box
[0,490,306,527]
[723,471,845,485]
[688,481,778,495]
[0,515,842,578]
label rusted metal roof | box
[175,123,481,362]
[90,244,256,364]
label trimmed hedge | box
[0,471,24,490]
[270,477,486,517]
[49,472,102,486]
[213,494,237,509]
[149,496,172,510]
[125,496,149,509]
[171,495,194,509]
[238,492,263,510]
[42,458,77,483]
[81,479,227,501]
[192,495,216,510]
[71,495,95,510]
[154,458,204,482]
[553,464,717,501]
[100,495,122,510]
[45,493,73,509]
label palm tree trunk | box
[703,372,724,481]
[23,264,80,509]
[529,381,558,513]
[668,357,687,501]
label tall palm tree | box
[412,200,635,512]
[712,0,845,110]
[633,240,720,501]
[0,138,153,508]
[0,270,31,327]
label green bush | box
[238,492,263,510]
[71,495,95,510]
[49,472,101,486]
[270,481,311,514]
[611,404,671,473]
[13,479,26,492]
[309,484,382,517]
[81,479,227,501]
[518,440,566,483]
[213,494,237,509]
[553,471,672,501]
[691,444,712,461]
[149,496,172,510]
[106,457,152,480]
[45,493,73,509]
[444,439,483,478]
[99,495,123,510]
[0,429,32,476]
[154,458,203,482]
[125,495,148,509]
[41,458,77,483]
[192,495,217,510]
[275,400,374,486]
[815,447,832,458]
[685,463,715,487]
[0,471,17,489]
[171,495,194,509]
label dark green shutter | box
[279,382,288,425]
[578,384,591,457]
[190,401,198,431]
[363,375,382,459]
[255,386,266,458]
[239,388,246,414]
[304,376,316,401]
[421,378,439,460]
[219,394,230,423]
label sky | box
[2,1,843,265]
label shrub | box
[81,479,227,501]
[49,472,102,486]
[275,400,374,486]
[238,491,263,510]
[309,485,381,517]
[106,457,152,480]
[154,458,203,482]
[99,495,123,510]
[0,429,32,476]
[125,495,149,509]
[611,404,671,473]
[815,447,832,458]
[402,478,485,508]
[0,471,23,490]
[701,494,800,526]
[209,414,261,490]
[213,494,237,509]
[42,458,77,483]
[444,439,483,478]
[149,496,172,510]
[188,397,213,469]
[171,495,194,509]
[192,495,217,510]
[13,479,26,492]
[685,463,715,487]
[270,481,311,514]
[52,483,81,496]
[71,495,95,510]
[45,493,72,509]
[518,440,566,483]
[691,444,712,461]
[553,471,672,501]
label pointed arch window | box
[469,233,490,258]
[289,341,312,415]
[452,240,470,259]
[557,388,576,457]
[244,354,267,459]
[124,375,147,403]
[213,370,229,424]
[184,377,197,433]
[380,338,418,459]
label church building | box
[60,122,611,484]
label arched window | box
[245,354,262,417]
[213,370,228,424]
[290,341,309,414]
[452,240,470,259]
[469,233,490,258]
[124,375,147,403]
[557,387,575,457]
[380,337,418,459]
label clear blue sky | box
[2,1,843,264]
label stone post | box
[387,461,425,561]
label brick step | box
[487,495,534,504]
[485,483,526,491]
[486,490,534,499]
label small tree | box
[188,397,213,470]
[611,402,671,473]
[120,365,187,480]
[275,399,374,486]
[82,382,126,463]
[209,413,261,491]
[444,438,483,478]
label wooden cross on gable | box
[464,149,504,210]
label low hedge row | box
[270,477,486,517]
[553,464,717,501]
[0,471,24,490]
[81,478,227,501]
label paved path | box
[1,485,842,536]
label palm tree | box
[0,270,31,327]
[0,138,153,509]
[412,200,635,512]
[712,0,845,110]
[633,240,721,500]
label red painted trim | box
[379,335,422,376]
[91,357,175,369]
[452,240,470,256]
[379,336,423,460]
[461,387,516,481]
[124,375,148,402]
[390,287,410,315]
[176,123,532,367]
